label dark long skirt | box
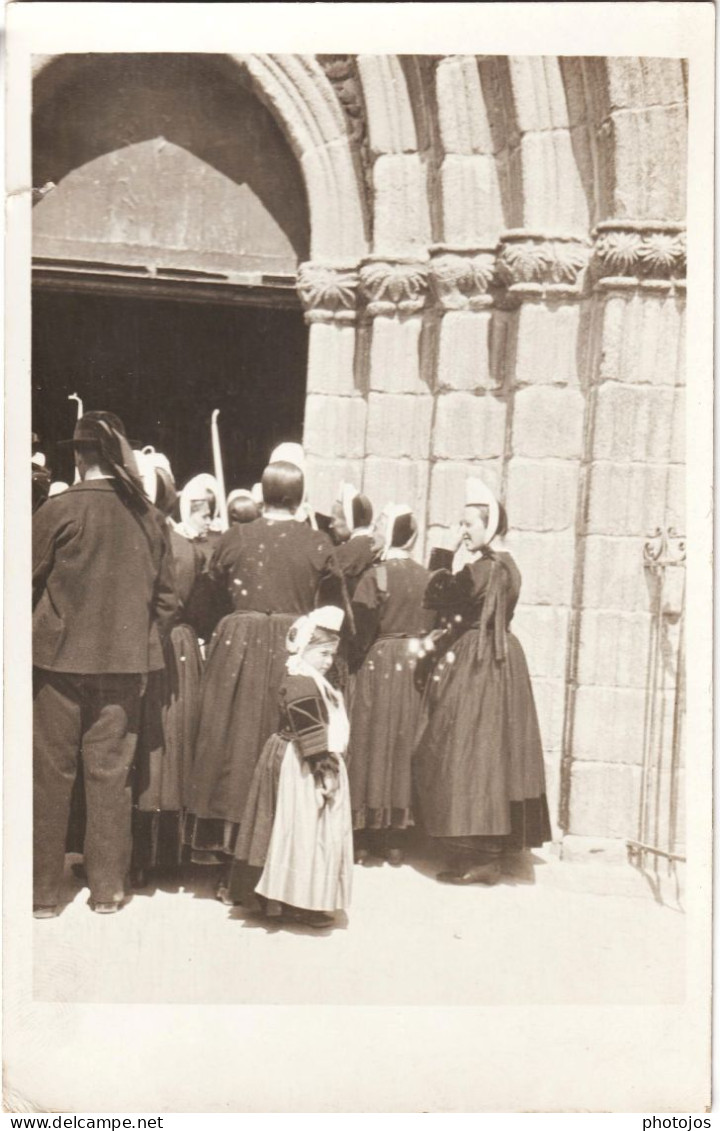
[413,628,551,846]
[133,623,203,870]
[347,636,423,830]
[226,733,286,904]
[184,611,294,859]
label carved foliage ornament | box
[296,263,359,324]
[358,259,429,316]
[495,234,591,290]
[429,249,496,311]
[593,224,686,282]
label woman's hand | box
[448,522,465,553]
[420,628,446,655]
[314,768,340,807]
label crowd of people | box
[32,410,551,930]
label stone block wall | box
[565,283,686,843]
[297,53,686,852]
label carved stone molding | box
[317,54,372,197]
[428,245,496,311]
[296,223,686,325]
[358,257,429,317]
[593,221,686,289]
[495,231,592,298]
[296,262,360,324]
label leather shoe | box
[354,848,369,865]
[291,909,334,929]
[90,900,121,914]
[33,905,58,919]
[215,884,241,907]
[386,848,404,867]
[437,862,501,886]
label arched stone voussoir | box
[236,54,348,156]
[507,55,592,234]
[355,54,418,155]
[435,55,492,157]
[234,53,368,261]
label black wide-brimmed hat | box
[58,411,148,512]
[58,410,141,449]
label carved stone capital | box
[643,527,686,570]
[495,231,592,297]
[296,262,360,324]
[358,257,429,317]
[593,221,686,287]
[428,245,496,311]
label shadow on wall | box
[32,53,310,273]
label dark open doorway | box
[32,53,312,495]
[32,287,309,492]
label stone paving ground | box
[34,841,685,1007]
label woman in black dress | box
[184,461,341,884]
[321,483,378,696]
[347,506,434,865]
[131,457,206,882]
[413,478,552,885]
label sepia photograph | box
[4,1,713,1115]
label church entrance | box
[32,285,308,492]
[31,52,311,494]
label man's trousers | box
[33,668,143,907]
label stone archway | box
[30,53,335,488]
[31,51,688,850]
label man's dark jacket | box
[32,479,177,674]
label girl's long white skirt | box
[255,743,354,912]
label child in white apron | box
[228,606,353,928]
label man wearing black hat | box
[32,411,177,917]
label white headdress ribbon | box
[465,477,500,545]
[179,473,220,528]
[340,481,359,532]
[269,442,306,472]
[133,446,174,505]
[285,606,344,669]
[227,488,255,508]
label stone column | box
[494,232,592,837]
[353,55,435,548]
[296,262,366,515]
[426,59,510,561]
[357,257,433,552]
[426,245,506,545]
[562,223,686,851]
